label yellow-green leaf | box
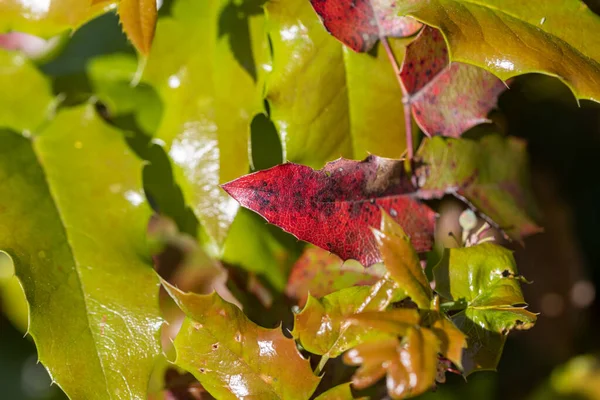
[118,0,157,55]
[314,383,363,400]
[395,0,600,102]
[265,0,414,168]
[372,212,433,309]
[0,105,161,399]
[163,281,320,400]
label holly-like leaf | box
[0,0,115,37]
[344,327,440,399]
[314,382,362,400]
[393,0,600,102]
[372,212,433,308]
[286,246,385,306]
[265,0,415,167]
[399,26,506,137]
[309,0,422,52]
[433,243,537,374]
[423,309,467,370]
[118,0,157,55]
[163,281,320,400]
[293,278,404,357]
[415,134,541,241]
[143,0,268,245]
[0,104,161,399]
[222,156,436,266]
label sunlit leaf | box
[433,243,537,374]
[415,134,541,241]
[265,0,415,166]
[286,246,384,307]
[222,156,435,266]
[163,281,320,400]
[399,26,506,137]
[314,382,362,400]
[0,104,161,399]
[372,212,433,308]
[393,0,600,102]
[118,0,157,55]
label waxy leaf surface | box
[163,282,320,400]
[344,328,439,399]
[433,243,537,374]
[0,104,161,399]
[393,0,600,102]
[415,135,541,241]
[309,0,422,52]
[399,26,506,137]
[293,278,403,357]
[222,156,435,266]
[373,212,432,308]
[265,0,414,167]
[286,246,384,306]
[0,0,115,37]
[143,0,268,245]
[118,0,157,55]
[314,383,360,400]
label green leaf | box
[0,0,116,37]
[433,243,537,374]
[118,0,157,55]
[0,50,54,134]
[286,246,385,306]
[163,281,320,400]
[423,309,467,370]
[0,104,162,399]
[314,383,361,400]
[372,212,433,309]
[265,0,414,167]
[415,134,541,241]
[394,0,600,102]
[143,0,268,246]
[293,278,404,358]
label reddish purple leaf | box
[222,156,436,267]
[400,26,507,137]
[310,0,422,52]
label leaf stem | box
[381,37,414,160]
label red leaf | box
[310,0,422,52]
[222,156,436,266]
[400,26,507,137]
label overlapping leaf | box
[222,156,436,266]
[415,134,541,241]
[314,383,361,400]
[0,102,161,398]
[163,281,320,400]
[293,278,403,357]
[399,26,506,137]
[434,243,537,374]
[309,0,422,52]
[0,0,115,37]
[286,246,384,306]
[143,0,268,246]
[393,0,600,102]
[118,0,157,55]
[265,0,415,167]
[372,212,433,308]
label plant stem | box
[381,37,414,160]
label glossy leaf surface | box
[309,0,422,52]
[222,156,436,266]
[399,26,506,137]
[293,278,403,357]
[163,282,320,400]
[434,243,537,374]
[373,212,432,308]
[143,0,268,245]
[118,0,157,55]
[394,0,600,102]
[415,135,541,241]
[265,0,414,167]
[286,246,384,306]
[344,328,439,398]
[0,0,115,37]
[315,383,364,400]
[0,105,161,399]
